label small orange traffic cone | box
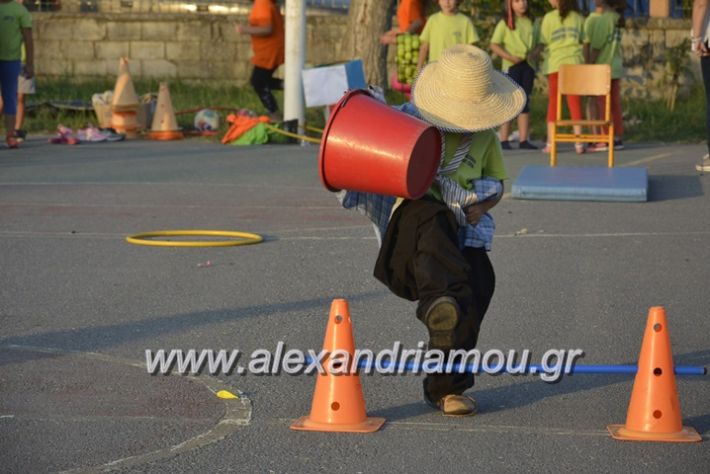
[290,299,385,433]
[148,82,184,140]
[111,58,140,138]
[607,307,701,442]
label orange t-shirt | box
[397,0,424,34]
[249,0,285,70]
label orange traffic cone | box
[607,307,701,442]
[111,58,140,138]
[290,299,385,433]
[148,82,184,140]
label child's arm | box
[490,43,523,65]
[587,47,601,64]
[416,42,430,73]
[236,23,273,36]
[406,19,424,34]
[21,27,33,79]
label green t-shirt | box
[584,11,623,79]
[540,10,584,75]
[428,130,507,201]
[0,2,31,61]
[420,12,480,63]
[490,17,539,72]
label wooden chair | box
[550,64,614,167]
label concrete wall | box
[32,13,698,99]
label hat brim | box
[412,62,527,132]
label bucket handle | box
[337,89,373,110]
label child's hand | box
[511,55,525,64]
[464,203,486,226]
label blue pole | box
[349,359,707,376]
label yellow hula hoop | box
[126,230,264,247]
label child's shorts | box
[18,74,36,95]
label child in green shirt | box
[490,0,540,150]
[584,0,625,151]
[416,0,480,73]
[0,0,33,149]
[538,0,586,154]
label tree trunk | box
[341,0,396,89]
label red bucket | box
[318,89,441,199]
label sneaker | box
[500,140,512,150]
[613,139,624,150]
[14,129,27,143]
[423,296,460,350]
[436,394,478,417]
[541,143,551,154]
[518,140,538,150]
[589,142,608,152]
[575,143,587,155]
[6,133,19,149]
[696,153,710,172]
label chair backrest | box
[558,64,611,96]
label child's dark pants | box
[374,198,495,404]
[250,65,283,114]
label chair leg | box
[551,141,557,167]
[608,125,615,167]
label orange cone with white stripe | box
[607,307,701,442]
[148,82,183,140]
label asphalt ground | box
[1,136,709,473]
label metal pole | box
[284,0,306,138]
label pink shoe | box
[575,143,587,155]
[541,143,551,154]
[588,142,608,152]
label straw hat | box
[412,44,526,132]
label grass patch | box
[18,77,708,146]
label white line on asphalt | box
[622,152,673,167]
[0,415,15,419]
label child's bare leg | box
[499,121,511,142]
[517,113,530,142]
[16,93,25,131]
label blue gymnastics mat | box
[511,166,648,202]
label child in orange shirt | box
[381,0,426,44]
[236,0,285,122]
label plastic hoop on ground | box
[126,230,264,247]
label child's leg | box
[0,61,22,139]
[565,93,583,135]
[610,78,623,139]
[16,93,24,131]
[249,65,280,117]
[517,62,535,143]
[587,96,600,136]
[499,121,511,142]
[565,93,585,152]
[376,199,480,404]
[517,113,530,142]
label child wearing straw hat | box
[340,44,525,416]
